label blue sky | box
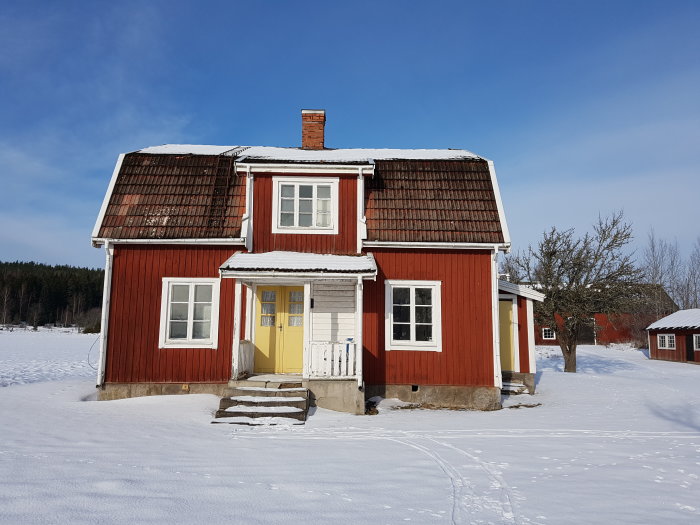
[1,0,698,268]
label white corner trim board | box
[96,242,114,387]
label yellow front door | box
[254,286,304,373]
[499,299,515,372]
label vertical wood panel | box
[253,174,357,254]
[363,249,494,387]
[106,245,235,383]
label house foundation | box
[366,384,501,411]
[97,383,229,401]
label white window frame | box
[159,277,220,349]
[657,333,676,350]
[693,334,700,351]
[385,280,442,352]
[542,327,556,340]
[271,176,339,235]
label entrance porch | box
[219,251,377,413]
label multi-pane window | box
[272,178,338,234]
[694,334,700,351]
[657,334,676,350]
[159,278,219,348]
[260,290,277,327]
[288,291,304,327]
[385,280,442,351]
[542,327,556,340]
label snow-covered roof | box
[498,280,545,301]
[220,251,377,277]
[646,309,700,330]
[137,144,480,162]
[138,144,242,155]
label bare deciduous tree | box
[505,212,641,372]
[641,231,700,310]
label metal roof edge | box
[498,279,546,301]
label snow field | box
[0,330,699,524]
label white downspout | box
[96,242,114,387]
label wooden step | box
[213,386,310,425]
[219,395,308,411]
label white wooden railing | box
[307,340,358,379]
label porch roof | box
[220,251,377,279]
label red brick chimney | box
[301,109,326,150]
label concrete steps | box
[212,383,310,425]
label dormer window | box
[272,177,339,234]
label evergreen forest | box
[0,261,103,330]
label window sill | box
[271,226,338,235]
[159,341,217,350]
[386,345,442,352]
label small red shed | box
[647,309,700,363]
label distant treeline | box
[0,261,103,330]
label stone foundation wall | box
[365,384,501,411]
[305,379,365,415]
[98,383,229,401]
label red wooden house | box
[647,309,700,363]
[92,109,536,413]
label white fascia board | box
[236,162,375,175]
[91,153,126,240]
[486,159,511,248]
[498,280,545,301]
[363,241,510,250]
[220,270,377,280]
[92,238,245,247]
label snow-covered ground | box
[1,330,699,524]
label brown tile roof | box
[97,153,246,240]
[365,159,505,243]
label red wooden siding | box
[649,329,697,362]
[535,314,635,345]
[252,173,357,254]
[363,249,495,387]
[106,245,235,383]
[517,296,531,374]
[594,313,632,344]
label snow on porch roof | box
[646,309,700,330]
[220,251,377,276]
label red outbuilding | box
[92,109,539,413]
[647,309,700,363]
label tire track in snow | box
[426,437,521,525]
[385,437,476,524]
